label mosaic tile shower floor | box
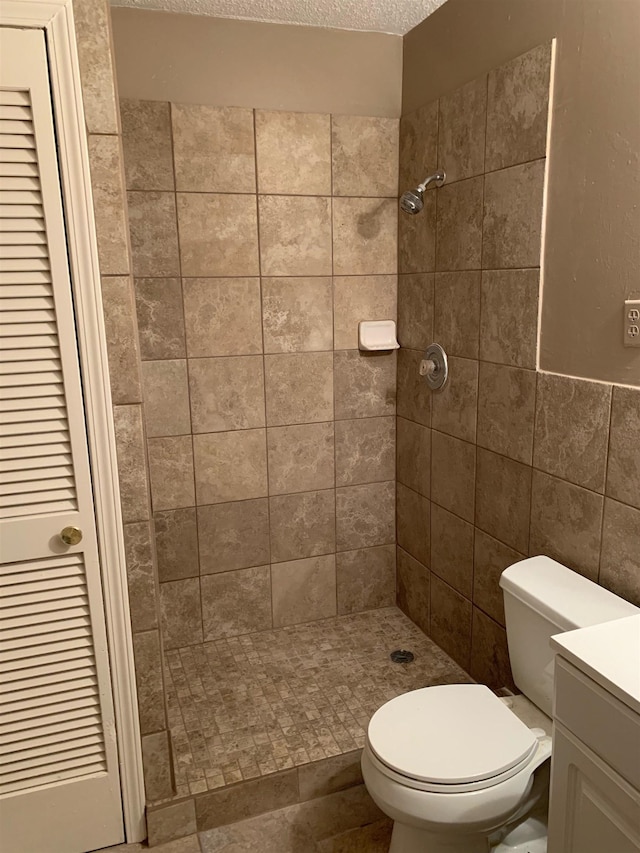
[165,606,471,799]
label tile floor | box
[164,607,471,799]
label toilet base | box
[389,822,491,853]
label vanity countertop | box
[551,614,640,715]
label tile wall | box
[396,42,640,689]
[120,102,400,647]
[73,0,173,801]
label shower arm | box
[417,170,446,193]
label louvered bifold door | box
[0,27,125,853]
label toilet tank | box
[500,556,639,717]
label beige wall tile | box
[141,731,174,801]
[127,191,180,277]
[262,277,333,353]
[120,99,174,191]
[475,448,531,553]
[336,545,396,614]
[272,555,337,628]
[397,274,433,350]
[73,0,118,135]
[134,278,186,360]
[398,192,436,274]
[480,269,539,368]
[189,356,265,433]
[154,508,199,581]
[259,196,332,276]
[396,484,430,566]
[101,276,142,404]
[256,111,331,195]
[600,499,640,606]
[335,417,395,487]
[431,356,479,444]
[298,750,363,802]
[172,104,256,193]
[399,101,438,195]
[473,530,524,626]
[333,198,397,275]
[431,431,476,522]
[534,372,612,491]
[193,429,268,505]
[265,352,333,426]
[124,521,158,632]
[270,490,336,563]
[201,566,272,639]
[482,160,545,269]
[606,385,640,510]
[477,362,536,464]
[470,608,515,691]
[267,422,335,494]
[396,417,430,497]
[160,577,203,648]
[529,470,603,580]
[195,769,299,831]
[436,176,483,271]
[132,629,166,734]
[486,43,552,172]
[142,359,191,437]
[397,348,431,427]
[334,351,396,420]
[336,481,395,551]
[430,576,472,671]
[198,499,270,574]
[183,278,262,357]
[178,193,259,277]
[148,435,195,511]
[332,115,399,197]
[433,271,481,359]
[113,404,150,522]
[147,799,197,847]
[88,135,130,276]
[333,275,397,350]
[430,503,474,597]
[438,75,487,183]
[396,546,430,634]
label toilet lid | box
[367,684,537,785]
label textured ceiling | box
[109,0,448,35]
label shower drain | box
[390,649,415,664]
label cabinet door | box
[548,725,640,853]
[0,25,124,853]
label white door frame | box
[0,0,146,842]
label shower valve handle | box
[419,358,437,377]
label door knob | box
[60,526,83,546]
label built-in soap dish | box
[358,320,399,352]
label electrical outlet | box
[624,299,640,347]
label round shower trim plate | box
[420,342,449,391]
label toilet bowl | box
[362,556,639,852]
[362,684,552,853]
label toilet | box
[362,556,639,853]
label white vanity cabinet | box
[548,615,640,853]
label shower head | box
[400,170,446,215]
